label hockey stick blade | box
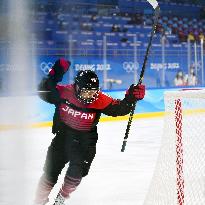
[121,2,160,152]
[147,0,159,9]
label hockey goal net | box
[144,89,205,205]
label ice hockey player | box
[34,58,145,205]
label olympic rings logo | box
[123,61,139,73]
[40,62,54,75]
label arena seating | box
[30,0,204,55]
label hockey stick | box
[121,0,160,152]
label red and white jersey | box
[57,84,113,132]
[38,78,132,133]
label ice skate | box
[53,193,66,205]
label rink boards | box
[0,87,203,130]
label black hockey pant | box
[43,129,98,184]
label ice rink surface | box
[0,117,163,205]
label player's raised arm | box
[102,84,145,117]
[38,58,70,104]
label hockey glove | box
[49,58,71,82]
[125,84,145,103]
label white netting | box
[144,89,205,205]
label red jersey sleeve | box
[88,91,133,116]
[99,92,133,117]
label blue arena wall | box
[2,87,205,129]
[35,89,165,123]
[22,88,179,123]
[29,87,181,124]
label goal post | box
[143,89,205,205]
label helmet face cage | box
[77,88,100,104]
[74,70,100,104]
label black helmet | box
[74,70,100,104]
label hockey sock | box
[59,176,82,198]
[34,174,55,204]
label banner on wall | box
[37,55,186,89]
